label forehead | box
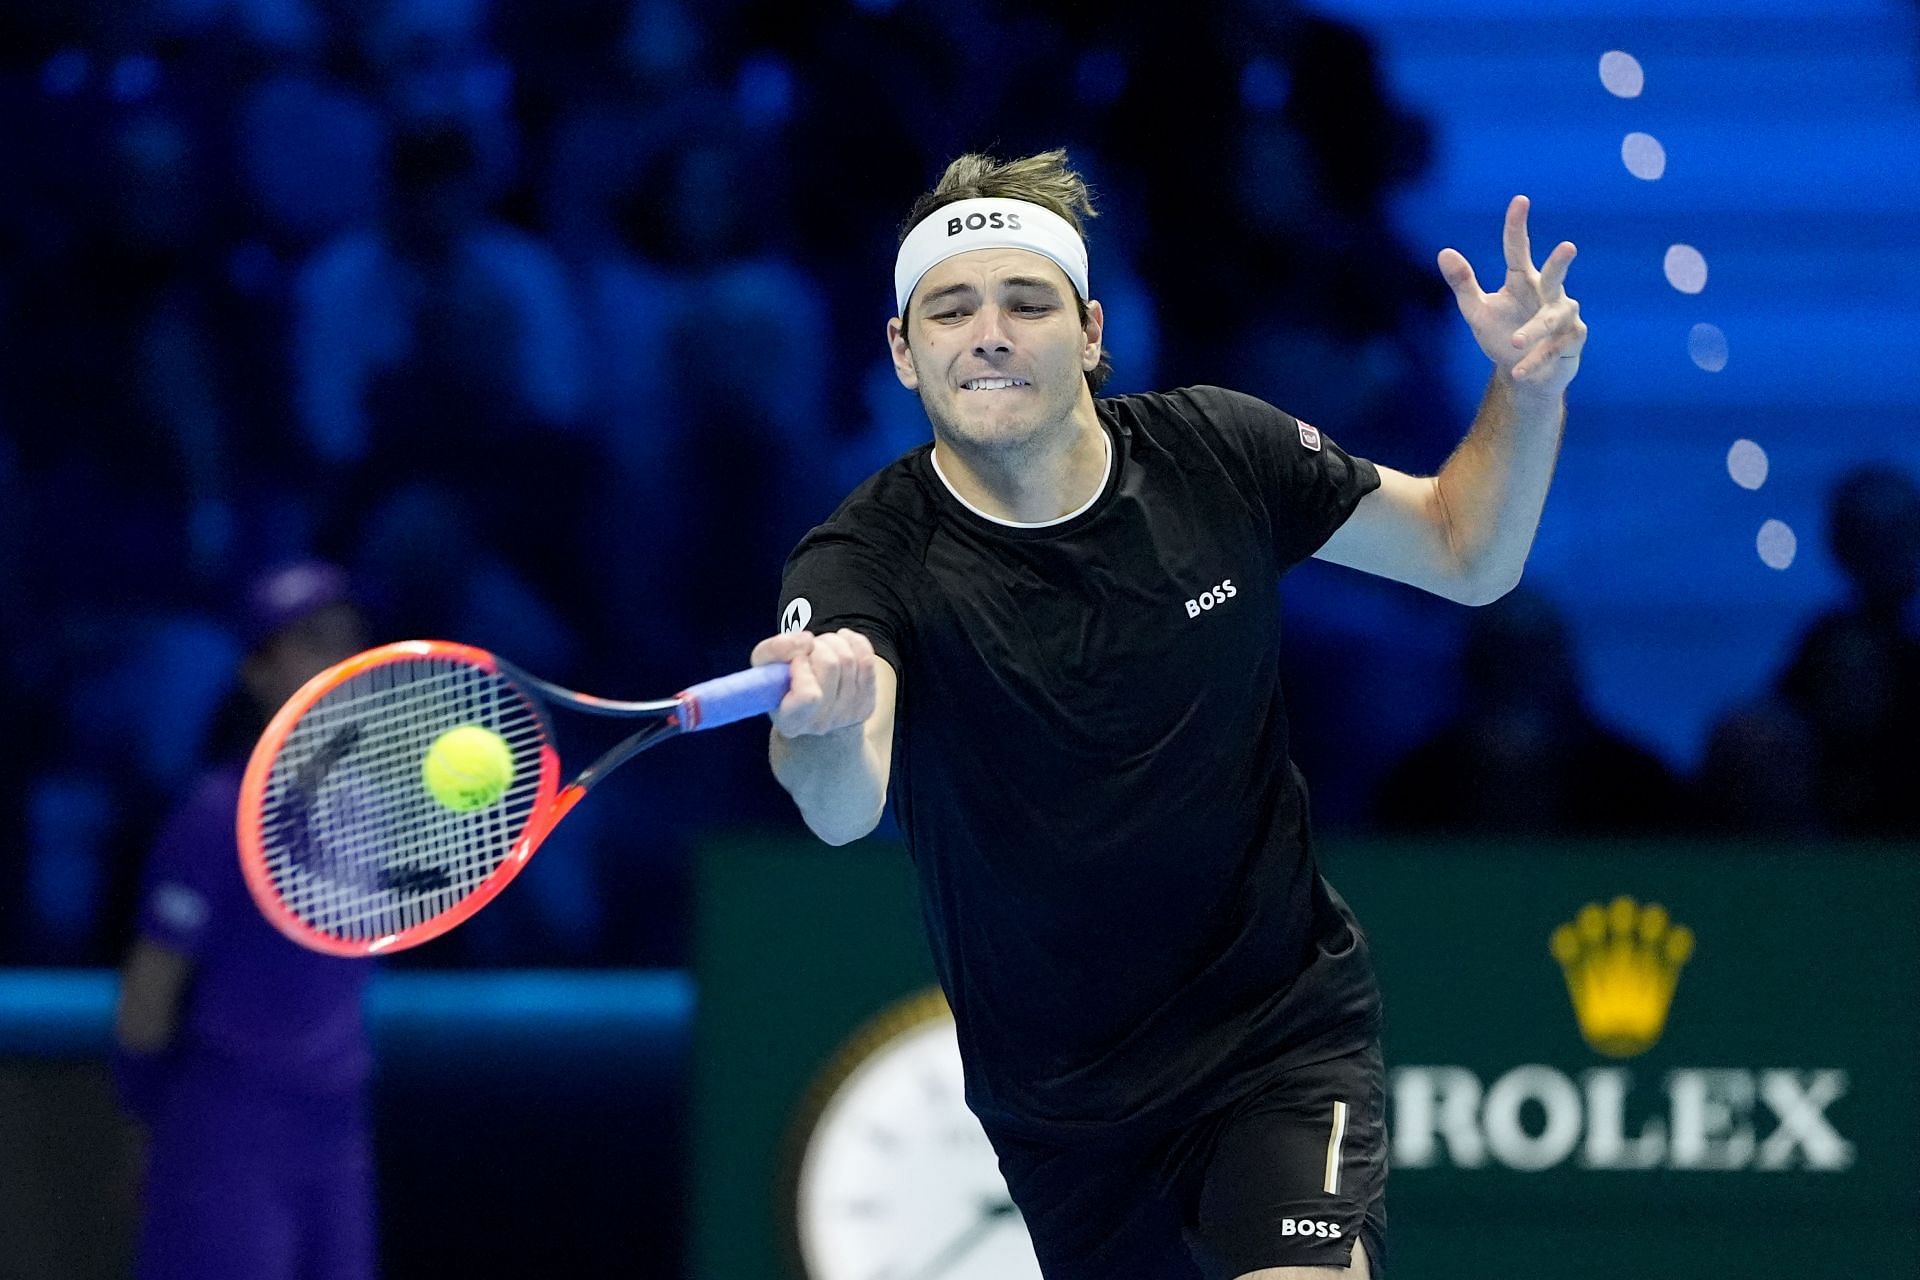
[914,247,1075,302]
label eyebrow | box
[918,276,1066,310]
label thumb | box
[751,630,815,667]
[1436,248,1481,305]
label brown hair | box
[899,149,1113,394]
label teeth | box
[963,378,1028,391]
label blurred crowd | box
[0,0,1912,969]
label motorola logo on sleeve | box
[782,598,813,634]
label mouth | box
[959,377,1031,392]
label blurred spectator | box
[1704,463,1920,839]
[12,101,255,581]
[1817,462,1920,635]
[292,116,586,478]
[1777,611,1920,838]
[236,71,388,251]
[1695,697,1825,837]
[293,113,599,616]
[1218,10,1456,477]
[111,561,377,1279]
[1375,587,1689,836]
[350,479,579,687]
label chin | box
[936,390,1063,450]
[949,410,1045,452]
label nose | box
[970,305,1013,357]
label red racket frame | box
[236,640,569,957]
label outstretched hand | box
[1438,195,1587,393]
[751,627,877,738]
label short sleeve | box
[135,772,245,958]
[778,525,913,676]
[1178,385,1382,569]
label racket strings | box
[257,657,549,946]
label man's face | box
[887,249,1102,452]
[246,604,370,715]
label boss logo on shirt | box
[1184,579,1237,618]
[781,597,813,634]
[1298,420,1323,452]
[1280,1218,1343,1239]
[948,210,1023,235]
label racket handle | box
[678,663,791,732]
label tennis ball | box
[422,725,516,812]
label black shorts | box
[987,1039,1388,1280]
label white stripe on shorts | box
[1323,1100,1349,1195]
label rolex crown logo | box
[1550,896,1694,1058]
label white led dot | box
[1622,132,1666,180]
[1599,51,1645,98]
[1664,244,1708,294]
[1689,322,1729,371]
[1757,520,1797,570]
[1727,440,1768,490]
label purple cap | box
[240,560,353,652]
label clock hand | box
[902,1197,1019,1280]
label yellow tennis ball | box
[422,725,516,812]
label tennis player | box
[753,150,1583,1279]
[112,562,377,1280]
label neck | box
[931,395,1107,525]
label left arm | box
[1315,195,1586,605]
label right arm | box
[111,938,194,1126]
[752,628,897,846]
[115,939,193,1055]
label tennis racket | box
[236,640,790,956]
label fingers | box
[751,630,815,667]
[1511,316,1587,379]
[1510,294,1581,351]
[784,642,825,707]
[831,630,877,724]
[771,629,877,737]
[1436,248,1482,306]
[1502,194,1533,275]
[1537,241,1577,300]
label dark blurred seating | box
[1375,587,1690,837]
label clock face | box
[794,1003,1045,1280]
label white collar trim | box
[929,427,1113,529]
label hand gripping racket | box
[236,640,790,956]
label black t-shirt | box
[778,385,1386,1142]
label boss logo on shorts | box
[1280,1218,1343,1239]
[1185,579,1236,618]
[948,210,1023,235]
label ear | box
[1081,298,1105,371]
[886,316,920,391]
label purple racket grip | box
[677,663,792,732]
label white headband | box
[893,197,1089,317]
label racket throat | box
[520,783,589,856]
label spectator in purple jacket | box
[112,560,377,1280]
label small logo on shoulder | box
[781,598,813,634]
[1298,420,1322,452]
